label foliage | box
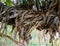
[0,0,13,6]
[5,0,13,6]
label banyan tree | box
[0,0,60,46]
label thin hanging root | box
[0,33,18,44]
[0,22,2,31]
[49,0,57,10]
[0,18,4,31]
[2,23,7,35]
[13,17,18,39]
[0,20,5,33]
[0,0,60,45]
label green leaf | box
[22,0,27,5]
[5,0,13,6]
